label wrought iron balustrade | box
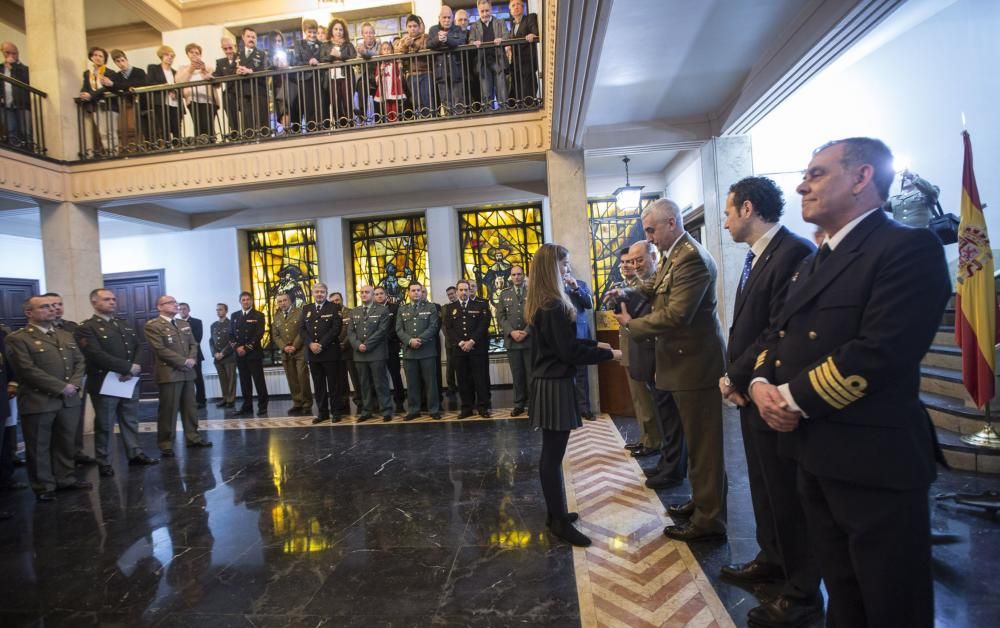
[0,73,47,158]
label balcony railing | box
[0,73,48,158]
[75,39,541,161]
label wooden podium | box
[595,310,635,417]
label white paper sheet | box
[99,372,140,399]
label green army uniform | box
[396,299,441,416]
[145,316,208,452]
[272,305,313,414]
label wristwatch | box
[722,374,732,388]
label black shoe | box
[548,519,591,547]
[382,414,393,422]
[36,491,56,502]
[479,410,491,418]
[287,408,303,416]
[404,413,420,421]
[582,412,596,421]
[458,411,473,419]
[663,521,726,542]
[256,408,268,417]
[624,442,642,451]
[630,446,659,458]
[225,402,236,408]
[430,412,442,420]
[645,474,683,490]
[331,414,343,423]
[186,440,213,448]
[747,594,824,628]
[215,401,229,408]
[357,414,373,422]
[667,500,695,519]
[129,454,159,466]
[74,454,97,466]
[160,449,176,458]
[98,464,115,477]
[231,409,253,418]
[720,559,785,584]
[312,416,330,424]
[58,480,93,491]
[545,512,579,526]
[510,407,525,417]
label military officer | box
[375,287,407,413]
[75,288,158,477]
[5,295,91,501]
[273,292,313,416]
[230,291,269,417]
[43,292,93,465]
[347,285,394,421]
[145,295,211,455]
[443,279,492,418]
[302,283,346,423]
[210,303,237,408]
[331,291,362,413]
[177,303,207,408]
[496,265,531,416]
[442,285,460,409]
[396,282,441,420]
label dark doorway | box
[0,277,40,330]
[103,270,165,398]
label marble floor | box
[0,398,997,627]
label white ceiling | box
[585,151,681,179]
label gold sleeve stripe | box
[820,361,863,402]
[826,357,868,396]
[809,369,847,409]
[755,350,768,369]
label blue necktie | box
[738,250,755,294]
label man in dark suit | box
[428,5,467,114]
[290,19,330,130]
[301,283,346,423]
[234,27,271,136]
[508,0,540,105]
[615,199,728,542]
[717,177,820,625]
[75,289,158,477]
[375,287,406,413]
[750,138,950,628]
[177,303,206,408]
[230,291,269,417]
[109,49,147,149]
[443,279,492,418]
[1,41,32,149]
[214,37,240,139]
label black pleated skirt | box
[529,377,581,431]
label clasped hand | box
[749,382,801,432]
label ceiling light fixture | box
[613,156,644,211]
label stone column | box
[699,135,754,331]
[425,206,460,304]
[39,201,102,322]
[315,217,349,300]
[24,0,87,161]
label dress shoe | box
[720,559,785,584]
[624,442,642,451]
[458,411,473,419]
[404,413,420,421]
[98,464,115,477]
[663,521,726,542]
[160,449,176,458]
[312,416,330,424]
[36,491,56,502]
[545,512,579,526]
[510,407,525,417]
[225,402,237,408]
[58,480,93,491]
[187,440,213,448]
[548,519,591,547]
[382,414,393,422]
[74,454,97,466]
[3,481,28,491]
[231,409,254,418]
[357,414,373,422]
[630,446,658,458]
[215,400,229,408]
[479,410,491,418]
[581,412,596,421]
[256,408,268,417]
[287,408,302,416]
[430,412,442,420]
[667,500,695,519]
[330,415,343,424]
[129,454,159,466]
[645,474,683,490]
[747,594,823,627]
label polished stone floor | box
[1,397,997,627]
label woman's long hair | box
[525,244,575,324]
[328,18,349,44]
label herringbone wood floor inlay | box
[565,418,735,628]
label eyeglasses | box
[161,300,177,305]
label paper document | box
[99,372,140,398]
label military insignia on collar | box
[307,310,313,318]
[791,272,800,283]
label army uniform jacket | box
[752,211,949,490]
[230,308,266,360]
[626,232,726,392]
[144,316,198,384]
[210,319,235,362]
[443,299,492,355]
[347,303,391,362]
[299,301,343,362]
[272,307,305,355]
[338,306,354,358]
[396,300,440,360]
[5,325,85,414]
[496,285,532,351]
[75,314,144,396]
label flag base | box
[961,423,1000,449]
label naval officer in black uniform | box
[300,282,346,423]
[443,279,492,418]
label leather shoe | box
[231,410,253,418]
[160,449,176,458]
[187,440,213,448]
[720,559,784,584]
[58,480,93,491]
[548,519,591,547]
[74,454,97,466]
[287,408,303,416]
[215,400,229,408]
[630,445,658,458]
[747,594,823,627]
[331,415,343,423]
[98,464,115,477]
[582,412,596,421]
[430,412,442,420]
[624,442,642,451]
[256,408,268,417]
[36,491,56,502]
[510,407,525,417]
[663,521,726,542]
[667,500,695,519]
[645,474,683,490]
[312,416,330,424]
[545,512,579,526]
[129,454,159,466]
[479,410,491,418]
[357,414,373,422]
[382,415,393,422]
[457,411,473,419]
[404,413,420,421]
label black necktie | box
[171,319,177,328]
[813,243,832,272]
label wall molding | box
[0,151,69,202]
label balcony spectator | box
[1,41,32,150]
[469,0,511,110]
[109,50,146,151]
[355,23,380,125]
[79,46,121,156]
[395,14,432,119]
[317,24,328,44]
[269,31,290,132]
[176,43,217,143]
[428,5,465,115]
[235,27,271,137]
[454,10,481,109]
[324,18,357,128]
[214,37,240,140]
[374,41,405,123]
[146,45,183,147]
[290,19,330,131]
[508,0,540,106]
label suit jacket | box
[617,275,655,382]
[1,61,31,109]
[347,303,392,362]
[291,39,328,83]
[496,285,531,351]
[566,278,593,338]
[115,66,147,90]
[752,211,950,490]
[271,307,304,355]
[509,13,540,73]
[5,325,85,414]
[215,57,238,77]
[443,299,491,355]
[144,316,198,384]
[181,316,205,361]
[396,300,440,360]
[300,301,343,362]
[627,232,727,391]
[468,17,512,72]
[427,24,466,80]
[237,47,270,92]
[210,318,234,362]
[145,64,182,112]
[230,308,266,360]
[727,226,815,427]
[75,314,144,396]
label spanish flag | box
[955,130,996,408]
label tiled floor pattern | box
[566,418,735,628]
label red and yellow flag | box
[955,130,996,408]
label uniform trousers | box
[453,351,489,413]
[21,408,76,493]
[649,386,688,479]
[445,346,459,405]
[236,357,268,411]
[625,370,659,449]
[309,359,347,418]
[215,358,237,403]
[507,348,532,410]
[671,388,726,532]
[0,425,17,486]
[387,343,405,406]
[282,351,313,410]
[404,357,440,414]
[345,358,363,408]
[193,360,206,405]
[356,359,392,416]
[157,380,202,451]
[91,385,142,464]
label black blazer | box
[530,303,613,380]
[443,299,491,354]
[229,308,266,360]
[510,13,540,70]
[215,57,238,77]
[81,68,122,112]
[753,211,950,490]
[115,66,147,90]
[299,301,343,362]
[183,316,205,362]
[75,315,144,395]
[145,64,182,110]
[1,62,30,109]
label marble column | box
[316,217,349,300]
[24,0,87,161]
[39,201,102,323]
[425,206,460,304]
[699,135,754,331]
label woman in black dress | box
[526,244,620,547]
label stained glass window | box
[458,203,544,351]
[350,215,429,306]
[247,226,320,365]
[588,195,661,308]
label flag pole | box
[962,398,1000,448]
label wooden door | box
[0,277,40,330]
[103,270,164,398]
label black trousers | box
[387,342,405,405]
[193,360,206,404]
[453,350,489,412]
[309,359,347,418]
[236,357,268,411]
[648,386,688,480]
[798,467,932,628]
